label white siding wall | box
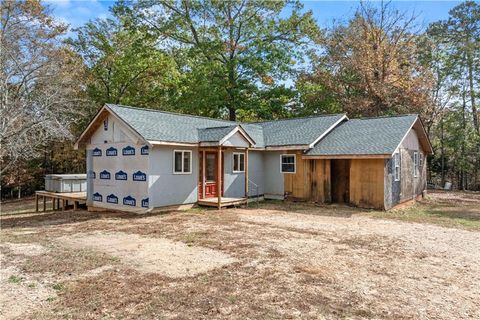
[87,115,149,211]
[263,151,284,198]
[148,146,199,207]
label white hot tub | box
[44,174,87,193]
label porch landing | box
[198,197,247,208]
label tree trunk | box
[440,116,445,187]
[227,63,237,121]
[467,52,479,135]
[461,81,467,191]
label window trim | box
[173,150,192,174]
[280,154,296,174]
[413,151,419,178]
[394,152,401,181]
[232,152,245,173]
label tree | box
[0,0,86,175]
[118,0,318,121]
[428,1,479,135]
[68,13,180,115]
[426,1,480,190]
[297,1,434,117]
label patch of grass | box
[369,204,480,231]
[46,297,55,302]
[8,275,23,284]
[52,283,65,292]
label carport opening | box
[331,159,350,204]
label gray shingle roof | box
[108,104,234,144]
[198,125,238,142]
[107,104,344,148]
[254,115,346,146]
[306,114,418,156]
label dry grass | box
[0,191,479,319]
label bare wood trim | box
[245,148,249,197]
[265,145,309,151]
[217,146,222,209]
[35,191,87,201]
[150,140,198,147]
[202,150,206,199]
[303,154,391,160]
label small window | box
[281,154,296,173]
[103,119,108,131]
[413,151,419,177]
[419,153,423,168]
[394,152,400,181]
[233,153,245,173]
[174,150,192,174]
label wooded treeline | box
[1,0,479,199]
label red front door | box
[204,153,217,197]
[199,151,223,199]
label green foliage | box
[67,13,180,115]
[118,0,319,120]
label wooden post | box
[62,199,66,211]
[202,150,206,199]
[245,148,249,198]
[35,193,39,212]
[43,196,46,212]
[73,201,78,211]
[217,146,222,210]
[57,198,60,210]
[52,197,55,210]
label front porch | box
[196,125,254,209]
[197,197,247,208]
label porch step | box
[198,197,247,208]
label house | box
[74,104,433,212]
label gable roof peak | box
[106,104,236,124]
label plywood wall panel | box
[349,159,384,209]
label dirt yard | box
[1,191,479,319]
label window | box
[394,152,401,181]
[205,153,215,181]
[233,153,245,172]
[281,154,296,173]
[413,151,419,178]
[419,153,423,169]
[174,150,192,174]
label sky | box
[46,0,466,36]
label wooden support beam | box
[73,201,78,211]
[52,197,55,210]
[202,150,206,199]
[62,199,66,211]
[217,146,222,210]
[245,148,249,197]
[43,196,46,212]
[35,194,39,212]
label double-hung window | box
[394,152,401,181]
[173,150,192,174]
[413,151,419,178]
[281,154,296,173]
[233,153,245,173]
